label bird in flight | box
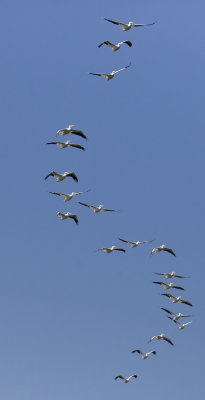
[98,40,132,51]
[168,318,192,330]
[131,349,156,360]
[56,212,79,225]
[89,62,131,81]
[46,140,85,151]
[49,191,88,202]
[104,18,155,31]
[96,246,125,254]
[118,238,154,248]
[148,333,173,346]
[115,375,137,383]
[55,124,87,139]
[161,308,192,321]
[44,170,78,182]
[154,271,189,279]
[161,293,193,307]
[79,202,117,214]
[150,244,176,257]
[153,281,184,291]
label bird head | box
[171,271,176,275]
[99,205,104,209]
[160,333,165,337]
[68,124,75,128]
[64,172,71,176]
[65,140,71,144]
[129,21,134,25]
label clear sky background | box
[1,0,205,399]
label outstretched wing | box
[44,172,54,180]
[69,143,85,151]
[104,18,127,29]
[115,375,125,380]
[133,22,156,27]
[163,337,174,346]
[132,349,143,356]
[120,40,132,47]
[70,129,87,140]
[161,308,176,317]
[89,72,104,77]
[98,41,115,49]
[102,207,117,212]
[70,214,79,225]
[114,62,131,74]
[172,285,184,291]
[164,247,176,257]
[78,202,91,208]
[118,238,134,245]
[181,299,193,307]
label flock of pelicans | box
[45,16,192,385]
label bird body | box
[104,18,155,31]
[97,246,125,253]
[118,238,154,248]
[150,244,176,257]
[79,202,117,213]
[49,191,84,202]
[168,318,192,330]
[44,171,78,182]
[155,271,188,279]
[148,333,173,346]
[56,212,78,225]
[161,294,193,307]
[132,349,156,359]
[153,281,184,291]
[161,308,192,321]
[89,62,131,81]
[115,375,137,383]
[55,124,87,139]
[46,140,85,151]
[98,40,132,51]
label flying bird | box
[150,244,176,257]
[98,40,132,51]
[154,271,189,279]
[114,375,137,383]
[161,308,192,321]
[79,202,117,213]
[168,318,192,330]
[46,140,85,151]
[118,238,154,248]
[153,282,184,291]
[49,191,87,202]
[104,18,155,31]
[161,293,193,307]
[131,349,156,360]
[89,62,131,81]
[56,212,78,225]
[44,170,78,182]
[96,246,126,253]
[148,333,173,346]
[55,124,87,139]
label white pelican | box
[148,333,173,346]
[98,40,132,51]
[46,140,85,151]
[79,202,118,213]
[96,246,126,253]
[168,318,192,330]
[150,244,176,257]
[131,349,156,359]
[104,18,155,31]
[49,191,86,202]
[161,308,192,321]
[153,281,184,291]
[161,293,193,307]
[115,375,137,383]
[154,271,189,279]
[118,238,154,248]
[44,170,78,182]
[56,212,78,225]
[55,124,87,139]
[89,62,131,81]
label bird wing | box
[132,349,143,356]
[161,293,174,299]
[49,191,63,197]
[104,18,127,28]
[172,285,184,290]
[133,22,155,27]
[175,274,189,278]
[119,40,132,47]
[118,238,133,245]
[163,337,174,345]
[70,129,87,140]
[181,299,193,307]
[161,308,176,317]
[148,336,156,343]
[153,281,164,286]
[102,208,117,212]
[69,143,85,151]
[68,172,78,182]
[113,248,126,252]
[89,72,104,77]
[98,40,116,49]
[79,201,91,208]
[114,62,131,74]
[55,129,67,137]
[44,172,54,180]
[115,375,125,380]
[164,247,176,256]
[69,214,79,225]
[46,141,61,145]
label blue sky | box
[1,0,205,399]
